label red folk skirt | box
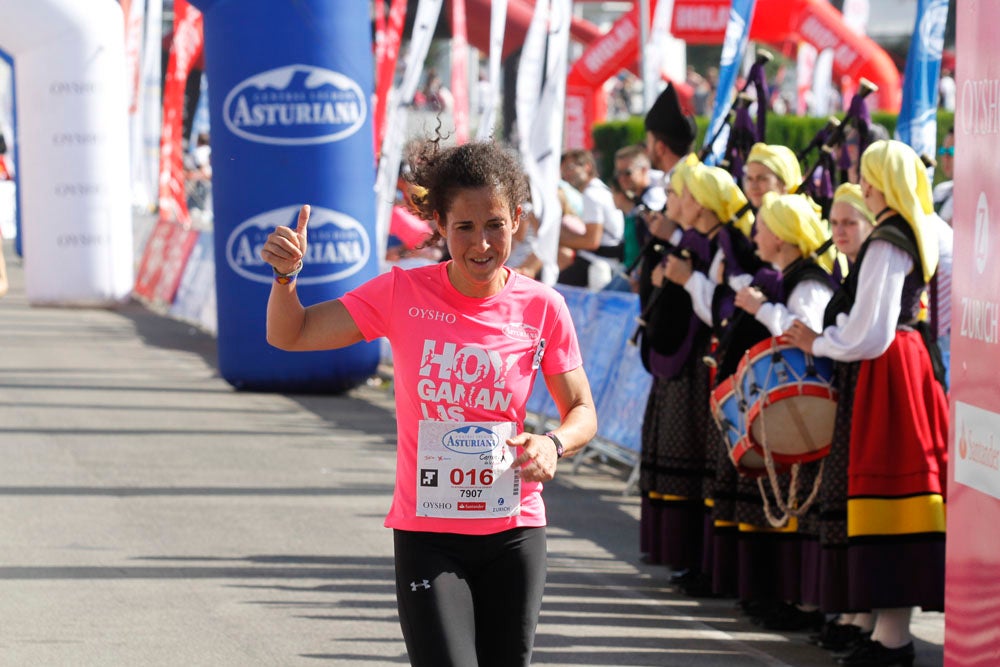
[845,329,948,611]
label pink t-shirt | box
[340,262,583,535]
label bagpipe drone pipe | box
[796,78,880,218]
[630,230,715,380]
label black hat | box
[644,84,696,145]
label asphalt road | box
[0,242,943,666]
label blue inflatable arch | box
[188,0,379,392]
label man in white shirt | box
[558,149,625,291]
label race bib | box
[416,421,521,518]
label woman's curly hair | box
[405,139,529,248]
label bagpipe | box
[699,49,773,181]
[629,231,715,381]
[796,77,880,217]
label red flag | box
[158,0,203,229]
[374,0,407,153]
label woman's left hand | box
[508,433,559,482]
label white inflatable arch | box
[0,0,132,305]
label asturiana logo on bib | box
[441,426,499,455]
[226,205,370,285]
[223,64,366,145]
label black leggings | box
[393,527,547,667]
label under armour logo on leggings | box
[410,580,431,591]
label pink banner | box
[450,0,470,144]
[945,2,1000,665]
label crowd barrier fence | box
[526,286,649,493]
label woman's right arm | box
[261,205,365,351]
[811,241,912,362]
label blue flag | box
[895,0,950,161]
[702,0,757,166]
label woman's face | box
[436,187,519,298]
[753,212,783,265]
[743,161,785,208]
[859,175,886,217]
[665,188,682,223]
[830,200,874,262]
[678,186,702,230]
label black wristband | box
[545,431,565,459]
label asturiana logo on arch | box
[226,205,370,285]
[223,64,367,145]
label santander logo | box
[223,64,367,145]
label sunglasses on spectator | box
[938,146,955,157]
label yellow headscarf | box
[831,183,876,225]
[860,140,938,282]
[758,192,835,273]
[670,153,700,197]
[746,143,802,194]
[687,164,755,237]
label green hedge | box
[592,110,955,185]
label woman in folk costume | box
[734,192,836,335]
[660,163,754,596]
[803,184,880,653]
[727,193,836,630]
[637,156,717,588]
[712,143,804,389]
[785,140,948,667]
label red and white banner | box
[373,0,406,154]
[373,0,442,265]
[157,0,203,230]
[564,5,642,148]
[667,0,899,110]
[133,217,200,304]
[123,0,144,115]
[450,0,470,145]
[137,0,202,303]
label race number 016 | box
[450,468,494,486]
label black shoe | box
[837,639,914,667]
[678,572,717,597]
[739,599,783,625]
[668,568,694,584]
[809,620,865,651]
[760,603,825,632]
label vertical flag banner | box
[531,0,571,286]
[139,0,163,212]
[644,0,686,111]
[895,0,950,161]
[374,0,443,268]
[373,0,407,153]
[188,0,379,392]
[157,0,202,230]
[450,0,470,145]
[475,0,508,140]
[702,0,757,165]
[124,0,146,207]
